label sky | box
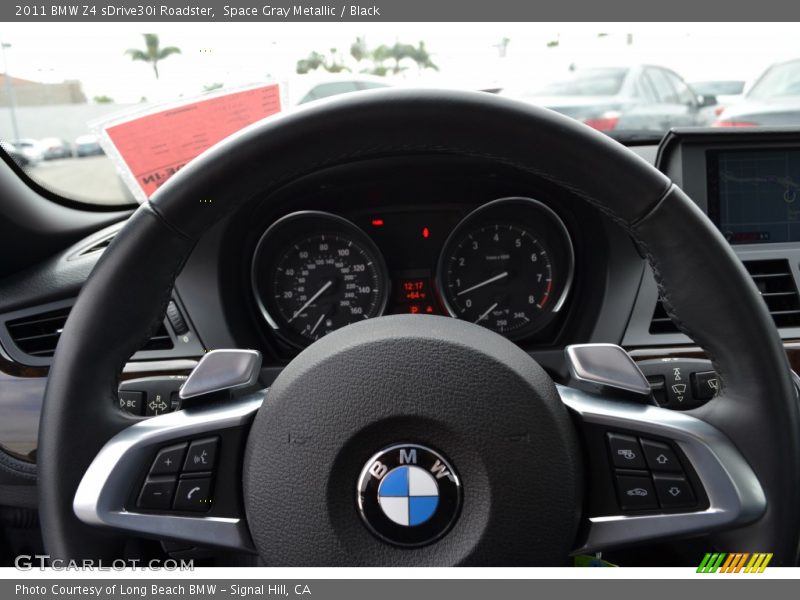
[0,22,798,104]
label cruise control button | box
[653,474,696,508]
[173,478,213,512]
[692,371,719,400]
[607,433,646,469]
[137,477,176,510]
[615,474,658,510]
[183,437,218,472]
[149,443,188,475]
[641,439,682,473]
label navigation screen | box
[708,148,800,244]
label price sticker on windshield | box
[95,83,281,203]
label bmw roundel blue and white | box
[377,465,439,526]
[357,443,462,546]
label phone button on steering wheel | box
[174,478,213,512]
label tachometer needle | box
[475,302,499,324]
[290,280,333,322]
[309,313,326,336]
[456,271,508,296]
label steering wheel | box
[38,90,800,565]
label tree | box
[408,41,438,73]
[325,48,350,73]
[369,44,392,75]
[350,36,368,64]
[295,49,350,74]
[493,37,510,58]
[368,41,438,76]
[126,33,181,80]
[203,82,224,92]
[92,95,114,104]
[298,39,438,77]
[296,51,328,74]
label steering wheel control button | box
[615,474,658,511]
[137,477,177,510]
[166,300,189,336]
[149,443,188,476]
[183,437,218,472]
[357,444,462,547]
[118,390,145,415]
[653,474,696,509]
[607,433,646,469]
[637,359,718,410]
[641,439,682,473]
[692,371,720,400]
[173,477,213,512]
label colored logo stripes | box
[697,552,773,573]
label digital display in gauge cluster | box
[251,198,574,348]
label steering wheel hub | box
[242,314,583,566]
[356,442,462,547]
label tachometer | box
[436,197,574,340]
[252,212,390,348]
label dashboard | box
[205,157,631,364]
[4,130,800,479]
[625,127,800,346]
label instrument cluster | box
[251,197,575,349]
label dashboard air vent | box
[745,259,800,328]
[6,306,173,358]
[649,258,800,334]
[6,307,71,357]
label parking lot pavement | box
[25,156,135,206]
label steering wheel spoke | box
[559,344,766,554]
[73,354,264,553]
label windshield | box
[524,68,628,97]
[748,60,800,99]
[1,23,798,206]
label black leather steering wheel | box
[38,89,800,565]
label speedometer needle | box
[290,280,333,323]
[475,302,499,324]
[309,313,326,336]
[456,271,508,296]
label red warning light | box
[371,218,384,227]
[422,227,430,239]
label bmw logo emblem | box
[357,444,462,546]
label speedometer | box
[252,212,390,348]
[436,197,574,340]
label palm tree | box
[350,37,369,66]
[126,34,181,80]
[409,41,438,73]
[296,51,328,74]
[325,48,350,74]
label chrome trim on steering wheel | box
[73,393,264,552]
[558,384,766,554]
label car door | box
[642,67,700,129]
